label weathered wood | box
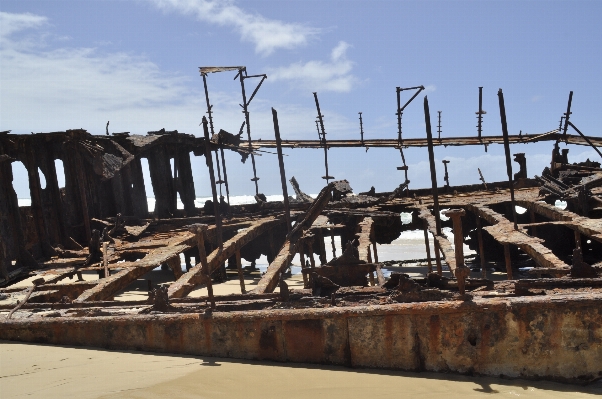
[168,217,283,298]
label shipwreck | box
[0,69,601,383]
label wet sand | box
[1,341,600,399]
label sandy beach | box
[1,341,600,399]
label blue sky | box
[1,0,601,198]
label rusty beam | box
[168,217,283,298]
[416,207,456,274]
[467,204,570,273]
[253,184,333,294]
[246,131,602,150]
[74,239,192,302]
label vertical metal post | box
[358,112,364,142]
[504,243,513,280]
[498,89,518,230]
[313,92,333,182]
[422,220,433,273]
[102,241,108,278]
[442,160,450,188]
[433,240,443,276]
[437,111,442,140]
[235,250,246,294]
[424,96,442,236]
[272,108,291,233]
[239,68,260,194]
[202,117,223,251]
[562,91,573,138]
[443,209,468,295]
[202,73,229,202]
[477,87,485,139]
[476,217,486,278]
[219,144,230,206]
[396,87,402,142]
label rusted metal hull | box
[2,293,600,383]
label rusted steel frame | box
[566,121,602,159]
[498,89,518,230]
[272,108,291,232]
[477,86,484,139]
[397,86,425,142]
[299,240,309,287]
[422,219,433,273]
[24,146,49,250]
[356,217,375,285]
[475,217,487,278]
[356,217,374,262]
[330,229,337,258]
[75,241,192,302]
[254,185,333,294]
[424,96,442,236]
[467,204,570,272]
[103,242,109,278]
[6,283,39,319]
[168,217,283,298]
[239,68,260,195]
[374,264,385,286]
[191,225,215,308]
[515,199,602,244]
[73,150,92,242]
[443,209,470,292]
[417,208,456,274]
[166,255,183,280]
[202,117,223,250]
[235,250,246,294]
[306,239,316,269]
[396,87,402,142]
[313,92,333,182]
[3,293,602,382]
[358,112,364,142]
[219,145,231,205]
[562,91,573,137]
[248,131,599,149]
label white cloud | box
[268,41,357,93]
[0,11,47,40]
[148,0,319,55]
[0,12,207,134]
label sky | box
[1,0,601,198]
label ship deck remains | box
[1,92,602,383]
